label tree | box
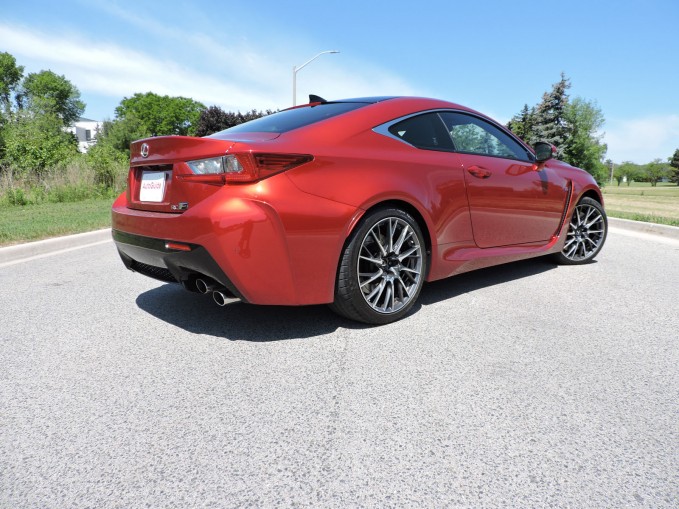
[532,73,572,157]
[195,106,242,137]
[1,112,78,175]
[18,70,84,126]
[115,92,205,136]
[614,161,642,186]
[506,74,608,184]
[86,142,127,187]
[194,106,274,137]
[506,104,536,143]
[643,159,670,187]
[563,97,608,184]
[95,114,148,156]
[669,148,679,185]
[0,52,24,118]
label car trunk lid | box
[126,135,277,214]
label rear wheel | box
[553,197,607,265]
[330,208,427,324]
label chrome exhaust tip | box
[213,290,231,307]
[195,278,214,295]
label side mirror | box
[534,142,556,163]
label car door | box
[439,112,569,248]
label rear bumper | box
[112,230,246,300]
[111,177,360,305]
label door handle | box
[467,165,492,179]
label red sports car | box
[112,96,607,324]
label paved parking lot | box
[1,228,678,507]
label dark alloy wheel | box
[330,208,427,324]
[554,197,607,265]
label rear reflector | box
[254,154,313,173]
[165,242,192,252]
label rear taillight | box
[179,153,313,184]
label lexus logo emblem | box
[140,143,149,158]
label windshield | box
[209,102,368,136]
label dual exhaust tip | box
[195,278,236,307]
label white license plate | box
[139,172,166,202]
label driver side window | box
[439,112,530,161]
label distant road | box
[1,229,678,508]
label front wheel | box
[330,208,427,324]
[553,197,607,265]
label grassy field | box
[602,182,679,226]
[0,198,113,246]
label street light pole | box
[292,50,339,106]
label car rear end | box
[112,133,317,303]
[112,99,390,305]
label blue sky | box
[2,0,678,164]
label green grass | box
[0,198,113,246]
[605,210,679,227]
[603,181,679,196]
[602,182,679,227]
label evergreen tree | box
[506,104,536,143]
[532,72,571,157]
[669,148,679,185]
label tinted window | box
[211,102,367,135]
[439,112,530,161]
[388,113,454,150]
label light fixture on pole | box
[292,50,339,106]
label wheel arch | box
[580,188,603,204]
[339,199,434,281]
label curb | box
[0,228,112,266]
[608,217,679,240]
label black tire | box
[553,197,607,265]
[330,207,427,324]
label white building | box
[67,117,103,153]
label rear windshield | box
[210,102,368,136]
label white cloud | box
[0,23,421,117]
[0,23,283,111]
[604,115,679,164]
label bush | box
[0,154,127,207]
[1,113,79,177]
[86,143,128,188]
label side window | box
[388,113,454,150]
[439,112,530,161]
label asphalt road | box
[1,228,678,508]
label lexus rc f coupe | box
[112,96,607,324]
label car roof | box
[312,96,475,114]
